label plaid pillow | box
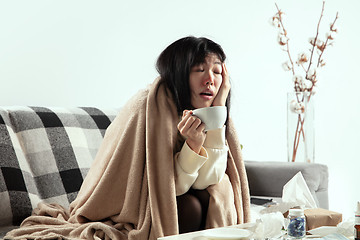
[0,106,119,227]
[0,109,34,226]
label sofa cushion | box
[244,161,329,209]
[0,106,119,228]
[0,109,34,227]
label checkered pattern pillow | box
[0,106,119,227]
[0,109,32,227]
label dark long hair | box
[156,36,231,122]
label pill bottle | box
[355,202,360,240]
[287,209,306,238]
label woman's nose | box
[204,71,214,86]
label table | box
[157,223,256,240]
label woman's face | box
[189,53,223,109]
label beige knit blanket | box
[5,78,250,240]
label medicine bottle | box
[355,202,360,240]
[355,215,360,240]
[287,209,306,239]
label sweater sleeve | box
[174,126,228,196]
[192,126,228,190]
[174,142,208,196]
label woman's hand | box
[177,110,206,154]
[212,63,231,107]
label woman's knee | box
[192,189,210,209]
[177,193,202,217]
[176,193,202,233]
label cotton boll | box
[316,38,324,47]
[278,35,288,46]
[315,39,326,52]
[298,79,309,91]
[269,16,280,27]
[290,101,305,114]
[292,75,303,83]
[290,100,304,114]
[298,52,309,60]
[326,31,337,40]
[308,37,316,46]
[306,67,318,80]
[296,52,309,65]
[282,61,292,71]
[290,100,297,113]
[307,68,315,78]
[296,102,305,114]
[325,31,331,39]
[304,80,313,89]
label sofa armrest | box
[244,161,329,209]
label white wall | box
[1,0,359,220]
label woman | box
[156,36,232,233]
[5,36,250,240]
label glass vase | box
[287,92,315,162]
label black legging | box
[176,188,210,234]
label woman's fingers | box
[177,110,206,154]
[177,110,192,131]
[221,63,231,90]
[180,115,199,135]
[187,117,202,132]
[212,63,231,106]
[178,111,205,136]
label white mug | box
[192,106,227,131]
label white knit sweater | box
[174,126,228,196]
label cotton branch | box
[307,1,325,74]
[275,3,295,76]
[316,12,339,68]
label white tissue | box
[253,212,285,239]
[282,171,317,209]
[308,218,355,238]
[260,171,317,214]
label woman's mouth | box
[200,91,213,100]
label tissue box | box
[304,208,342,231]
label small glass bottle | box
[355,215,360,240]
[355,202,360,240]
[287,209,306,239]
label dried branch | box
[270,2,339,162]
[275,3,295,76]
[316,12,339,68]
[307,1,325,74]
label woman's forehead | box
[195,53,221,65]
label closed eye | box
[213,66,222,75]
[195,69,204,72]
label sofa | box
[0,106,329,238]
